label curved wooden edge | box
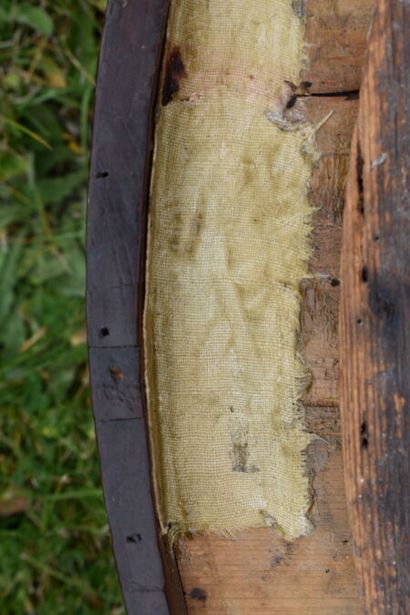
[86,2,187,613]
[341,1,410,612]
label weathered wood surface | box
[87,1,188,613]
[302,96,358,408]
[302,0,374,94]
[340,1,410,612]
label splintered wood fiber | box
[144,0,319,539]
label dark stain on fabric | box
[230,422,259,473]
[162,46,187,105]
[291,0,305,18]
[168,210,204,257]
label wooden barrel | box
[87,1,409,613]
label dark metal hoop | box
[87,2,186,612]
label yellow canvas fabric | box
[145,0,317,539]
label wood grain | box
[302,0,374,94]
[302,96,358,408]
[340,1,410,612]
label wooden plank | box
[302,0,374,93]
[340,1,410,612]
[86,1,188,613]
[301,96,358,407]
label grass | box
[0,1,124,612]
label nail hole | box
[361,266,368,283]
[357,318,363,325]
[126,533,142,544]
[360,422,369,449]
[374,234,380,242]
[100,327,110,338]
[96,171,109,179]
[330,278,340,287]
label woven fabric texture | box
[145,0,316,539]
